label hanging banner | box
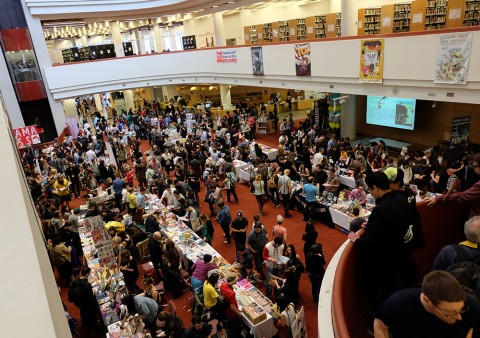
[451,116,471,146]
[291,306,308,338]
[13,125,41,148]
[359,39,384,83]
[216,49,237,63]
[294,43,311,76]
[251,46,264,75]
[434,32,473,84]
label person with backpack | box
[199,213,214,245]
[68,267,100,334]
[225,167,239,204]
[433,215,480,300]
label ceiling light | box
[212,5,219,8]
[190,86,197,91]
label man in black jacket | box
[348,172,411,311]
[148,231,164,281]
[69,267,100,333]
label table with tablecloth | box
[233,159,249,182]
[329,204,371,233]
[258,143,278,161]
[339,175,357,189]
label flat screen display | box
[366,96,416,130]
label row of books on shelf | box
[426,8,447,15]
[427,0,447,7]
[394,4,411,12]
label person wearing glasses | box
[425,159,480,218]
[374,270,480,338]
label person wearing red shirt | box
[220,274,242,335]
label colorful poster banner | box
[13,125,41,148]
[434,32,473,84]
[251,46,264,75]
[294,43,311,76]
[291,306,308,338]
[359,39,384,83]
[216,49,237,63]
[451,116,471,146]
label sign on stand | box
[13,125,41,148]
[291,306,308,338]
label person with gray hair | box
[432,215,480,270]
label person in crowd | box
[272,215,288,246]
[276,295,296,338]
[52,174,71,213]
[122,294,159,334]
[263,236,285,298]
[183,315,212,338]
[235,243,253,276]
[306,243,326,304]
[323,169,340,195]
[161,185,175,207]
[253,174,266,215]
[303,176,319,222]
[302,221,318,258]
[348,184,367,206]
[374,270,480,338]
[191,254,217,295]
[220,274,242,336]
[349,207,366,233]
[348,172,412,311]
[126,186,137,216]
[48,236,72,285]
[273,267,299,307]
[148,231,164,281]
[119,249,141,293]
[156,311,185,338]
[138,276,160,304]
[433,215,480,270]
[285,244,304,281]
[244,262,261,288]
[268,171,280,207]
[424,158,480,217]
[217,202,233,244]
[247,222,268,281]
[203,272,223,320]
[278,169,293,218]
[225,167,239,204]
[199,213,214,245]
[163,239,183,298]
[230,210,248,250]
[68,267,100,334]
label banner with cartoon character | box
[295,43,311,76]
[359,39,384,83]
[434,32,473,84]
[251,47,264,75]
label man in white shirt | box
[86,147,96,164]
[313,151,323,169]
[160,186,175,206]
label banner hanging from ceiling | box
[251,46,264,75]
[295,42,311,76]
[359,39,384,83]
[434,32,473,84]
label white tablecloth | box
[339,175,357,189]
[329,207,353,232]
[233,160,248,180]
[258,143,278,161]
[242,312,278,338]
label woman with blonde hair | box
[253,174,266,215]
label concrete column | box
[81,35,89,47]
[123,90,135,110]
[341,0,358,37]
[152,87,163,103]
[212,12,225,47]
[152,24,163,53]
[0,103,72,338]
[135,30,147,55]
[20,4,66,136]
[219,84,232,109]
[110,21,125,57]
[161,85,179,102]
[340,94,356,139]
[94,93,109,118]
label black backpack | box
[446,244,480,300]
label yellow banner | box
[359,39,384,83]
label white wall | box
[44,29,480,105]
[223,13,243,45]
[183,16,215,48]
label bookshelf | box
[279,21,290,41]
[182,35,197,50]
[336,12,342,36]
[249,25,259,44]
[463,0,480,26]
[263,23,273,43]
[364,7,382,35]
[393,2,412,32]
[314,15,327,38]
[296,18,307,40]
[425,0,448,30]
[255,120,276,135]
[288,19,297,41]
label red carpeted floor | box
[59,129,347,338]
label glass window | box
[5,50,42,82]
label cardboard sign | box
[13,125,41,148]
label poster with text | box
[295,43,311,76]
[251,46,264,75]
[451,116,471,146]
[359,39,384,83]
[434,32,473,84]
[216,49,237,63]
[291,306,308,338]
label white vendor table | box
[329,207,354,232]
[233,160,248,181]
[339,175,357,189]
[242,311,278,338]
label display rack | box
[249,25,259,44]
[425,0,448,30]
[182,35,197,50]
[393,2,412,32]
[364,7,382,34]
[296,18,307,40]
[256,119,276,135]
[279,21,290,41]
[314,15,327,38]
[464,0,480,26]
[263,23,273,43]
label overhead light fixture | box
[212,5,219,8]
[432,101,437,108]
[190,86,197,91]
[208,85,215,90]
